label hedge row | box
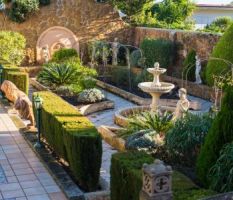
[33,91,102,192]
[2,66,29,95]
[111,152,215,200]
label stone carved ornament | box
[1,80,35,127]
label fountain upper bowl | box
[138,82,175,94]
[147,68,167,75]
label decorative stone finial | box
[140,159,173,200]
[154,62,160,69]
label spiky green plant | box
[37,63,79,88]
[121,111,173,138]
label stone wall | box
[0,0,132,64]
[133,27,221,76]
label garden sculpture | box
[0,80,35,127]
[42,46,49,63]
[172,88,190,121]
[112,37,119,66]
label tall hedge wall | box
[2,66,29,95]
[33,91,102,192]
[111,152,215,200]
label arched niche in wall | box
[36,26,79,63]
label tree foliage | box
[0,31,26,65]
[205,24,233,86]
[152,0,195,29]
[202,17,233,34]
[196,86,233,186]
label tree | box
[109,0,154,22]
[0,31,26,65]
[205,24,233,86]
[152,0,195,29]
[196,86,233,186]
[202,17,233,34]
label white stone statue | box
[42,46,49,63]
[172,88,190,121]
[195,55,202,84]
[112,38,119,66]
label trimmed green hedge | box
[111,152,215,200]
[140,38,174,68]
[33,91,102,192]
[2,66,29,95]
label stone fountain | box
[114,62,177,127]
[138,62,175,112]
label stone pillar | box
[140,159,173,200]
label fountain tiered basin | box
[114,62,175,127]
[139,63,174,112]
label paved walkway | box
[0,104,67,200]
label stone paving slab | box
[0,104,67,200]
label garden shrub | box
[8,0,39,23]
[0,31,26,65]
[33,91,102,191]
[2,65,29,95]
[166,113,213,166]
[37,61,97,91]
[140,38,174,68]
[196,86,233,186]
[111,66,130,87]
[111,151,214,200]
[51,48,78,63]
[130,49,144,67]
[183,50,196,82]
[77,88,105,103]
[202,17,233,34]
[205,24,233,86]
[208,143,233,192]
[5,71,29,95]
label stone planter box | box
[96,79,201,110]
[78,100,114,116]
[98,126,126,152]
[30,78,115,115]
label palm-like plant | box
[121,111,173,138]
[37,63,79,88]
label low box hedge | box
[33,91,102,192]
[2,66,29,95]
[110,152,215,200]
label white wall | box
[192,9,233,29]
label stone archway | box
[36,26,79,63]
